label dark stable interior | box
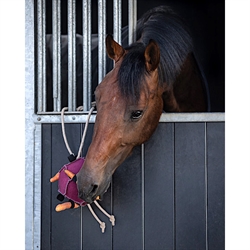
[45,0,225,112]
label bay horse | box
[77,6,210,203]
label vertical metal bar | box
[57,1,61,111]
[52,0,57,111]
[37,0,46,112]
[98,0,106,83]
[33,124,42,250]
[25,0,35,248]
[113,0,122,44]
[82,0,91,111]
[42,0,46,112]
[52,0,61,112]
[87,1,92,110]
[82,0,88,110]
[37,0,42,112]
[128,0,137,44]
[68,0,76,111]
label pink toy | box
[50,157,90,211]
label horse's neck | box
[162,53,207,112]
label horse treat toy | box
[50,106,115,233]
[50,157,87,212]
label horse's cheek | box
[142,98,163,140]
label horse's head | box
[77,35,164,203]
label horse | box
[77,5,210,203]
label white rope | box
[94,201,115,226]
[61,105,95,158]
[61,107,73,155]
[87,204,106,233]
[77,106,95,159]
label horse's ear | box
[144,39,160,72]
[106,34,125,62]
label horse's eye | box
[131,110,143,120]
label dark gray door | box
[41,122,224,250]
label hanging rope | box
[61,107,74,156]
[61,104,95,159]
[60,104,115,233]
[94,200,115,226]
[87,204,106,233]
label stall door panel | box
[41,124,52,250]
[144,123,175,249]
[207,122,225,250]
[175,123,206,250]
[112,145,143,249]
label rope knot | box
[100,222,106,233]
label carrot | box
[64,169,75,179]
[55,202,80,212]
[50,172,60,182]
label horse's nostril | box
[91,184,98,195]
[78,184,99,203]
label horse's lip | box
[93,181,111,203]
[82,183,110,204]
[84,197,95,204]
[85,192,105,204]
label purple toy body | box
[58,157,87,206]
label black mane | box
[118,6,193,103]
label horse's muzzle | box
[78,184,99,204]
[77,178,111,204]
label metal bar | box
[34,113,225,124]
[82,0,88,110]
[133,0,137,42]
[87,0,92,110]
[98,0,106,83]
[33,124,42,249]
[68,0,76,111]
[42,0,46,112]
[37,0,46,112]
[82,0,92,111]
[25,0,35,248]
[52,0,57,111]
[159,112,225,123]
[52,0,61,112]
[34,113,97,124]
[37,0,43,112]
[128,0,137,44]
[113,0,122,44]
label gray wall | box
[41,121,224,250]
